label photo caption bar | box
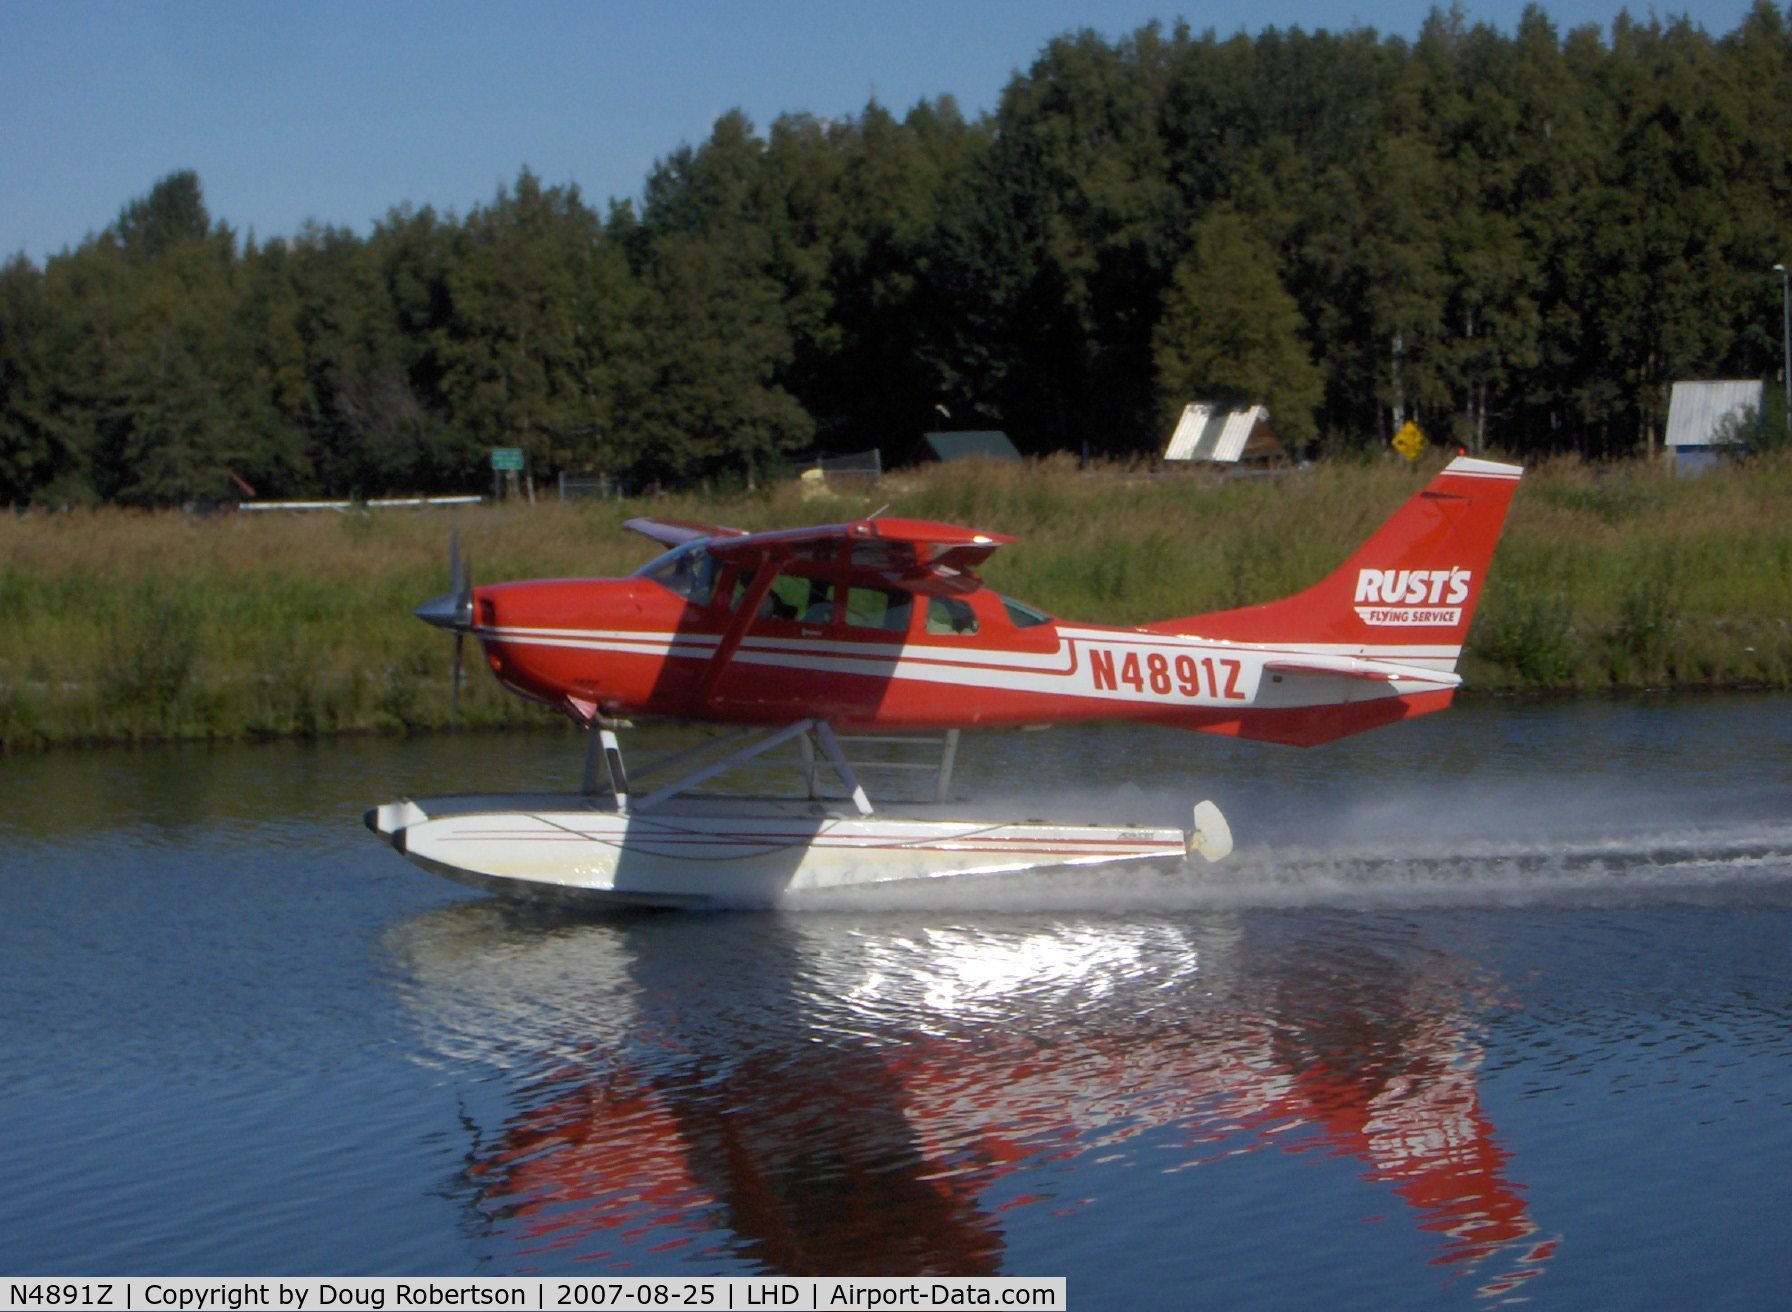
[4,1277,1068,1311]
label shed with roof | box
[1664,380,1763,473]
[1163,404,1286,466]
[922,431,1023,463]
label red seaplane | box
[369,455,1523,906]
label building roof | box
[1164,404,1271,463]
[922,430,1022,462]
[1664,380,1764,448]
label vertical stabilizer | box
[1146,457,1523,671]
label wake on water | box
[788,825,1792,914]
[787,779,1792,914]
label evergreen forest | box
[3,3,1791,506]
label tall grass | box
[3,452,1789,747]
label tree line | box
[3,3,1790,506]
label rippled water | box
[3,695,1789,1309]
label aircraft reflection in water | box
[390,909,1557,1291]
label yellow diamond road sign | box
[1391,420,1427,463]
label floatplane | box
[368,455,1522,906]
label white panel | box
[1164,403,1211,460]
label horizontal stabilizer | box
[1262,656,1461,688]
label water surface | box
[2,695,1789,1309]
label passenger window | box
[925,597,979,636]
[734,571,823,623]
[845,587,913,634]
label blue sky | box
[2,0,1767,263]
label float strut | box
[812,721,875,817]
[583,725,630,811]
[582,725,604,797]
[603,727,630,812]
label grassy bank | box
[3,453,1790,748]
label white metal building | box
[1664,380,1763,473]
[1163,404,1284,465]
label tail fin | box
[1146,456,1523,670]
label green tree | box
[817,97,985,456]
[71,174,281,505]
[317,207,465,494]
[0,256,79,501]
[1152,210,1322,448]
[114,170,214,262]
[626,113,817,480]
[439,170,641,478]
[620,232,811,484]
[948,25,1182,454]
[91,241,240,504]
[33,237,135,502]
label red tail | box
[1147,457,1523,666]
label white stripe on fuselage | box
[480,624,1459,667]
[478,623,1460,709]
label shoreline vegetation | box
[2,453,1789,750]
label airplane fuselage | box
[422,457,1521,750]
[468,557,1456,749]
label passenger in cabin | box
[802,580,835,623]
[739,572,804,620]
[927,597,978,635]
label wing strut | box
[696,558,779,710]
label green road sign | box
[490,447,524,471]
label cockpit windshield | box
[635,541,718,605]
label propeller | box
[414,529,474,718]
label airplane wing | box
[703,517,1015,580]
[623,516,747,547]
